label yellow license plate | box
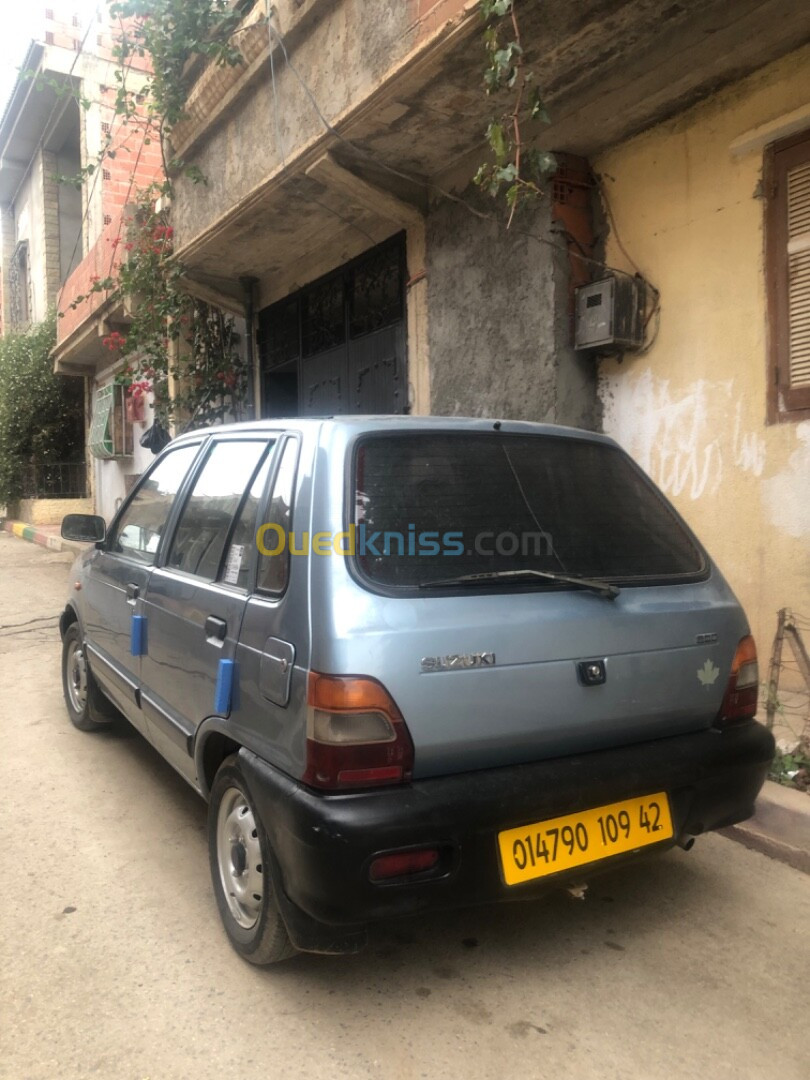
[498,792,673,886]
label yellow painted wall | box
[595,45,810,736]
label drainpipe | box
[239,276,259,420]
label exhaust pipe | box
[677,836,695,851]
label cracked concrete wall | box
[425,192,599,428]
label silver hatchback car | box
[60,417,774,963]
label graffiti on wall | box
[599,371,766,500]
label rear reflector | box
[716,635,759,727]
[369,849,440,882]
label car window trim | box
[254,433,301,600]
[214,438,280,592]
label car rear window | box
[352,433,705,589]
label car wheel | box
[61,624,116,732]
[208,755,296,965]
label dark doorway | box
[258,234,407,417]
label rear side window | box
[111,444,199,564]
[257,439,299,595]
[167,440,270,580]
[352,433,705,589]
[219,448,277,590]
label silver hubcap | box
[216,787,264,930]
[67,640,88,713]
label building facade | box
[166,0,809,732]
[0,5,163,519]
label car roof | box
[169,415,618,449]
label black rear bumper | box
[240,721,773,949]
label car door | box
[229,435,309,779]
[82,442,201,734]
[139,436,278,784]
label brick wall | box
[42,5,148,71]
[49,5,163,346]
[56,208,130,343]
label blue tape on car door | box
[130,614,147,656]
[214,658,235,715]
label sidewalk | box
[721,779,810,875]
[1,519,87,556]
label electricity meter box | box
[574,275,645,352]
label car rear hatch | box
[324,429,749,780]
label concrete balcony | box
[170,0,810,304]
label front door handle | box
[205,616,227,642]
[126,582,140,603]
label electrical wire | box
[266,0,285,169]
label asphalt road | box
[1,530,807,1080]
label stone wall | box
[16,497,93,527]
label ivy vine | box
[474,0,556,224]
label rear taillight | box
[303,672,414,791]
[716,635,759,727]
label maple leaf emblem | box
[697,659,720,686]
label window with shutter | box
[766,131,810,421]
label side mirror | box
[61,513,106,544]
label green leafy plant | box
[769,742,810,792]
[109,0,245,135]
[474,0,556,224]
[0,313,84,507]
[57,2,253,429]
[70,184,249,429]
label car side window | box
[218,446,278,591]
[110,445,199,565]
[166,440,272,581]
[257,438,299,596]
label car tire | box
[208,755,296,965]
[61,623,117,732]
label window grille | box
[9,241,30,327]
[89,384,133,459]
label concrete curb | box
[721,779,810,875]
[2,519,86,557]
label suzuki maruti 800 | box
[60,417,774,963]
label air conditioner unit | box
[574,274,645,352]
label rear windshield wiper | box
[419,568,620,599]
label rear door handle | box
[205,616,227,642]
[126,582,140,603]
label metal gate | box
[258,234,407,417]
